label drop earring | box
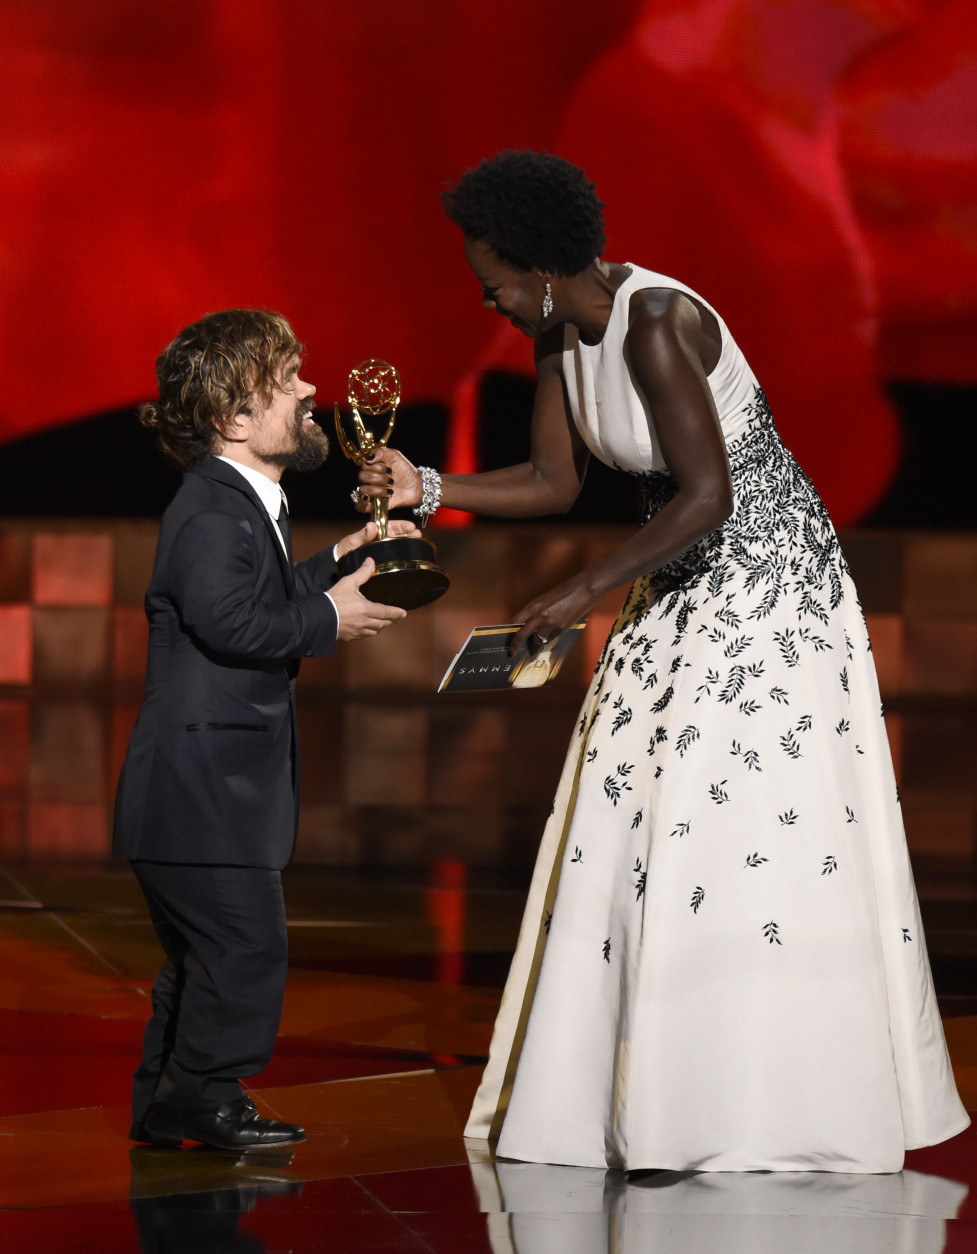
[541,280,553,320]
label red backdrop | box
[1,0,975,524]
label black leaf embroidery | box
[631,656,644,679]
[634,858,646,900]
[902,928,912,943]
[586,747,598,763]
[631,808,643,830]
[763,921,783,945]
[652,685,674,713]
[835,718,850,735]
[747,584,780,620]
[669,654,685,674]
[676,725,701,758]
[570,846,583,863]
[672,598,696,645]
[798,589,829,624]
[719,665,747,704]
[708,563,732,598]
[611,695,633,735]
[730,740,761,771]
[604,763,634,805]
[845,806,858,823]
[839,666,849,693]
[603,937,612,963]
[821,855,838,875]
[696,668,720,702]
[798,626,832,652]
[690,885,705,913]
[773,629,800,668]
[647,725,668,756]
[745,852,768,868]
[715,603,742,630]
[618,393,861,921]
[780,730,803,759]
[723,634,754,659]
[642,670,660,692]
[670,820,691,839]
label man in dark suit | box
[115,309,412,1150]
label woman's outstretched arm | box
[356,327,588,518]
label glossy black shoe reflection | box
[142,1095,305,1150]
[130,1145,302,1252]
[129,1145,300,1198]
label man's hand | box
[334,518,422,561]
[331,558,407,640]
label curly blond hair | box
[139,310,302,469]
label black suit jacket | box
[113,458,340,869]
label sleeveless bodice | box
[562,264,761,473]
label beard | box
[264,399,330,473]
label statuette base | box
[336,535,449,610]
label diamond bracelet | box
[413,467,442,527]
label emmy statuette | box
[334,360,450,610]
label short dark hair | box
[441,150,606,276]
[139,309,301,469]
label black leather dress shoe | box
[130,1116,181,1149]
[142,1096,306,1150]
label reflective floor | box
[1,861,976,1253]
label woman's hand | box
[354,448,422,514]
[334,518,422,561]
[511,573,598,654]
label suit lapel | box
[192,460,296,595]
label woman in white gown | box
[358,151,968,1172]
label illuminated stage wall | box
[1,0,976,527]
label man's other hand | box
[331,558,407,640]
[335,519,421,561]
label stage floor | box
[1,862,975,1253]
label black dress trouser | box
[130,860,288,1121]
